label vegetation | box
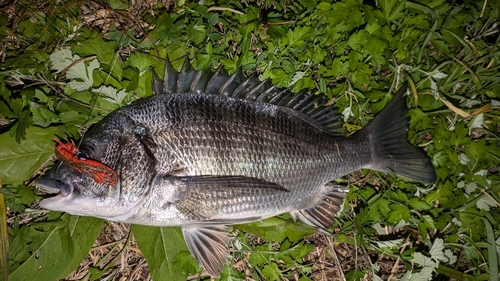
[0,0,499,280]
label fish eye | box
[79,142,96,158]
[77,152,88,160]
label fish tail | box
[362,84,436,183]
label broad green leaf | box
[172,251,200,276]
[108,0,128,10]
[429,238,445,262]
[3,185,36,213]
[400,267,434,281]
[443,249,457,265]
[58,216,103,279]
[185,22,207,45]
[67,59,100,91]
[283,223,315,242]
[73,37,117,67]
[288,71,306,87]
[92,86,130,107]
[8,215,103,281]
[476,195,497,211]
[50,48,80,72]
[30,102,60,127]
[387,204,411,224]
[348,30,368,51]
[262,262,281,281]
[345,268,365,281]
[378,0,406,22]
[126,52,159,74]
[420,214,436,229]
[285,26,311,49]
[409,198,431,210]
[0,126,66,185]
[236,217,314,243]
[374,238,404,250]
[412,252,437,268]
[0,98,33,142]
[132,226,188,281]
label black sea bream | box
[37,58,436,277]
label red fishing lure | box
[54,139,118,185]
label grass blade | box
[0,177,8,281]
[483,218,498,281]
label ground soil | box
[61,222,406,281]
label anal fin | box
[182,226,230,277]
[291,185,348,232]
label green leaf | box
[108,0,128,10]
[73,37,117,67]
[208,13,218,26]
[283,223,315,242]
[236,216,314,243]
[173,251,200,275]
[50,48,80,73]
[30,102,60,127]
[0,126,66,185]
[262,262,281,281]
[368,198,391,221]
[387,204,411,224]
[345,268,365,281]
[374,239,404,250]
[92,86,130,107]
[378,0,406,22]
[476,195,497,211]
[429,238,445,262]
[132,226,188,281]
[285,26,311,49]
[186,22,207,45]
[400,267,434,281]
[0,98,34,142]
[420,214,435,230]
[412,252,437,268]
[8,215,103,281]
[348,30,368,51]
[409,198,431,210]
[331,57,349,76]
[236,216,286,238]
[126,52,158,74]
[3,185,36,213]
[67,59,100,91]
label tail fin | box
[363,84,436,183]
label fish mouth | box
[36,178,76,210]
[36,178,74,197]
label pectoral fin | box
[182,226,230,277]
[168,175,288,222]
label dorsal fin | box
[154,57,343,135]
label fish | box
[36,58,436,277]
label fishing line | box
[78,34,126,147]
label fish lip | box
[36,178,74,197]
[39,193,71,210]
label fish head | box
[36,128,127,218]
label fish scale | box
[37,58,436,277]
[124,93,340,186]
